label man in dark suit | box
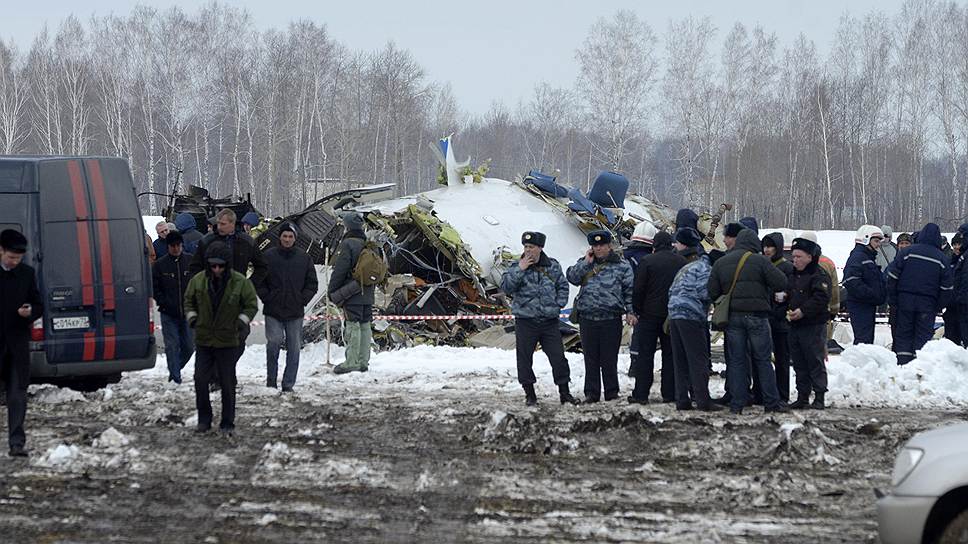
[0,230,44,457]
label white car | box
[877,422,968,543]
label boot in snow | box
[810,391,825,410]
[559,384,581,405]
[524,384,538,406]
[789,393,811,410]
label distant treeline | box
[1,1,966,230]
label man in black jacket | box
[708,229,789,414]
[628,231,685,404]
[189,209,267,286]
[0,230,44,457]
[786,237,832,410]
[256,223,318,391]
[330,212,375,375]
[152,231,195,384]
[762,232,795,403]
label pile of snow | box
[30,385,87,404]
[35,444,82,467]
[93,427,132,449]
[829,339,968,408]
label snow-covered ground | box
[7,336,964,542]
[142,334,965,411]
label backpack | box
[352,241,388,286]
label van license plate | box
[53,316,90,330]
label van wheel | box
[938,509,968,544]
[68,374,122,392]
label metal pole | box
[324,246,332,365]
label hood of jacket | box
[676,208,699,231]
[733,229,762,254]
[918,223,943,249]
[763,232,784,254]
[175,212,197,232]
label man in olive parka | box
[185,241,258,435]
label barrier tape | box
[156,312,566,330]
[160,311,936,329]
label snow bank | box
[143,329,967,410]
[829,340,968,408]
[31,385,87,404]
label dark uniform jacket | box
[764,233,796,331]
[632,246,686,321]
[257,246,319,321]
[566,250,634,320]
[0,263,44,349]
[843,243,886,306]
[623,242,653,271]
[886,223,953,313]
[152,237,168,261]
[189,230,267,287]
[152,252,194,318]
[787,260,832,327]
[707,229,788,315]
[500,252,569,319]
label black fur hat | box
[521,231,546,247]
[586,230,612,245]
[791,237,821,258]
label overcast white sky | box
[3,0,906,115]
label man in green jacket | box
[185,242,258,435]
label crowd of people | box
[3,205,967,456]
[503,210,968,414]
[151,209,359,435]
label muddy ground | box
[1,369,965,544]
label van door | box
[38,159,151,364]
[86,159,151,361]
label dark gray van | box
[0,156,156,388]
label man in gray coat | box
[330,213,375,375]
[875,225,899,272]
[567,230,635,403]
[501,232,580,406]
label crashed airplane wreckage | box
[251,138,730,351]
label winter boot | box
[559,384,581,405]
[789,392,811,410]
[524,384,538,406]
[810,391,825,410]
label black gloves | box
[188,316,197,328]
[237,319,251,342]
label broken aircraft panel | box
[255,139,729,351]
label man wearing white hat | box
[843,225,887,344]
